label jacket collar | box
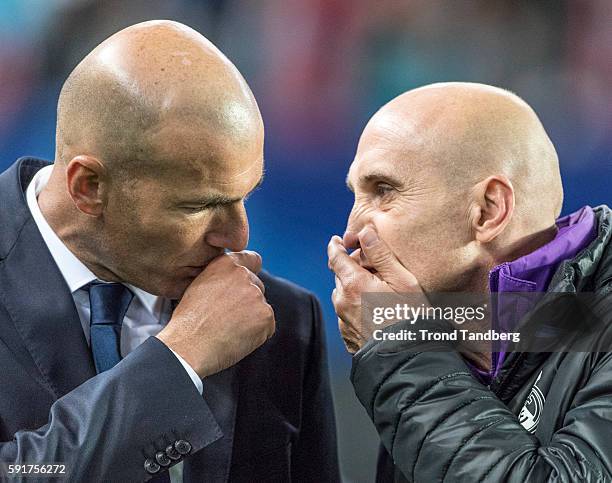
[494,204,612,401]
[0,157,47,259]
[548,204,612,292]
[0,157,96,398]
[489,206,597,294]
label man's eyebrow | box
[359,171,403,187]
[180,193,236,207]
[175,173,265,208]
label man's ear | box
[469,175,515,244]
[65,155,107,216]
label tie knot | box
[88,282,134,327]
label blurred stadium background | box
[0,1,610,481]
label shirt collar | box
[489,205,597,294]
[26,164,161,316]
[125,284,160,316]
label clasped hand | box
[327,226,425,353]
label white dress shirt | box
[27,165,201,482]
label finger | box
[338,317,359,354]
[358,226,420,292]
[228,250,262,274]
[248,270,266,294]
[331,287,338,307]
[331,285,344,310]
[327,236,364,285]
[331,285,344,308]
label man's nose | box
[205,204,249,252]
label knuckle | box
[223,252,238,264]
[334,299,348,316]
[333,295,347,314]
[328,253,337,268]
[264,303,275,319]
[243,251,260,268]
[230,254,243,267]
[251,271,263,284]
[255,301,274,320]
[247,282,264,299]
[343,274,360,294]
[236,264,252,280]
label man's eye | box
[181,206,207,213]
[375,183,394,196]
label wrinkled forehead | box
[137,156,264,207]
[348,112,427,187]
[348,100,462,189]
[166,152,263,194]
[139,116,264,196]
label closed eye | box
[177,179,263,214]
[180,205,210,213]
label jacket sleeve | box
[0,336,223,482]
[291,294,340,482]
[351,320,612,483]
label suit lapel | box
[183,364,239,482]
[0,158,95,399]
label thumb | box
[359,226,420,292]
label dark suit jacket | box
[0,158,339,482]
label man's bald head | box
[359,82,563,224]
[56,20,263,178]
[346,82,564,292]
[42,21,264,298]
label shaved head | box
[41,21,265,297]
[56,20,262,178]
[345,82,565,292]
[360,82,563,223]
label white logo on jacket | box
[519,370,545,433]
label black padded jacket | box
[352,205,612,482]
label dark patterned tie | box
[88,282,133,374]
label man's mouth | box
[184,266,204,277]
[184,261,212,274]
[186,255,219,269]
